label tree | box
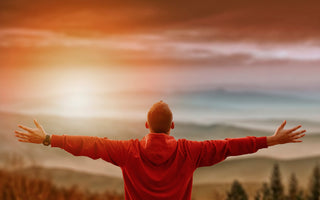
[254,191,261,200]
[226,180,248,200]
[261,182,272,200]
[296,190,305,200]
[270,163,284,200]
[308,165,320,200]
[288,173,298,200]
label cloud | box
[0,28,146,50]
[1,28,320,67]
[1,0,320,42]
[1,1,320,67]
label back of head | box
[147,101,173,133]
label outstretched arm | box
[189,120,306,168]
[14,120,131,166]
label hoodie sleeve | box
[51,135,131,167]
[187,136,268,168]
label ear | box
[171,121,175,129]
[145,121,149,129]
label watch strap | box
[43,134,51,146]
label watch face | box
[43,141,50,146]
[43,135,51,146]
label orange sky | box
[1,0,320,114]
[0,0,320,68]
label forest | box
[227,164,320,200]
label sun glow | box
[53,68,100,117]
[62,92,92,109]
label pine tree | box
[288,173,298,200]
[308,165,320,200]
[226,180,248,200]
[254,191,261,200]
[296,190,305,200]
[261,182,272,200]
[270,163,284,200]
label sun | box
[53,68,98,117]
[63,92,92,109]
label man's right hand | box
[267,120,306,146]
[14,119,47,144]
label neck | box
[149,130,170,135]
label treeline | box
[0,169,124,200]
[227,164,320,200]
[1,160,319,199]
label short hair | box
[147,101,173,133]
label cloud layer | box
[1,0,320,67]
[1,0,320,41]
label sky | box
[1,0,320,117]
[1,0,320,67]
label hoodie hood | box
[140,133,178,165]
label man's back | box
[51,133,268,200]
[124,133,194,200]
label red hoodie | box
[51,133,268,200]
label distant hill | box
[18,166,124,194]
[174,122,268,140]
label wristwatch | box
[43,135,51,146]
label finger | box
[293,134,306,140]
[34,119,45,132]
[34,119,40,128]
[15,134,28,139]
[14,130,30,137]
[288,125,302,132]
[279,120,287,130]
[289,130,306,137]
[291,140,303,143]
[18,139,31,143]
[18,125,33,132]
[15,134,29,140]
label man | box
[14,101,306,200]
